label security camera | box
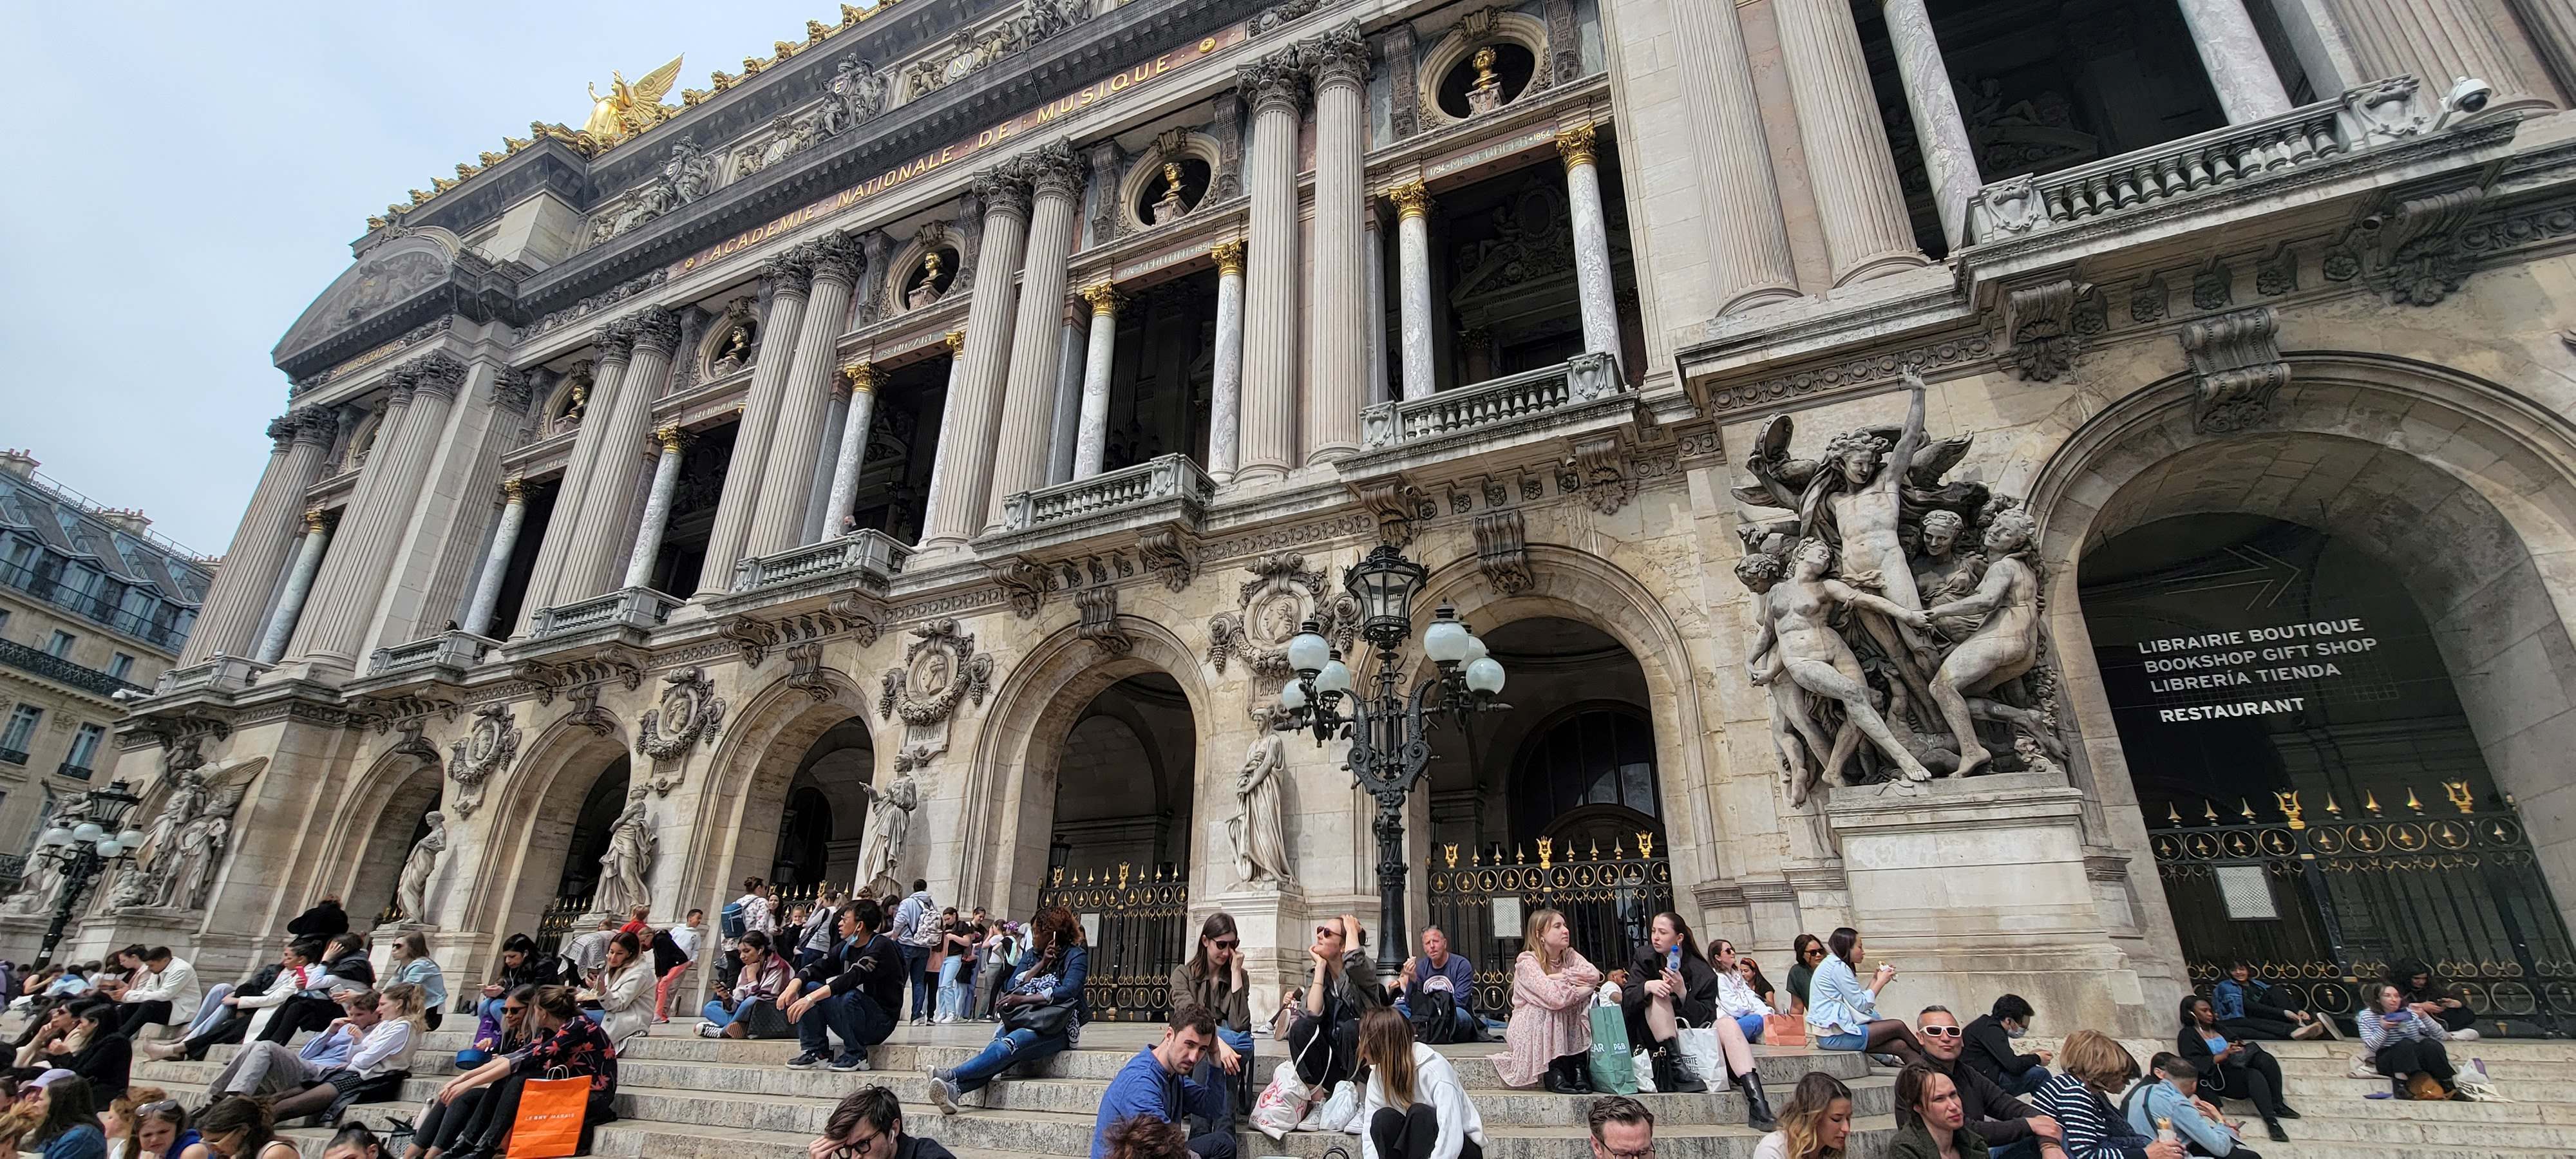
[109,688,144,703]
[2445,76,2493,115]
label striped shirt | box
[2031,1073,2152,1159]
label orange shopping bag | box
[1763,1013,1805,1046]
[504,1075,591,1159]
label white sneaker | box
[697,1022,723,1038]
[929,1077,961,1114]
[2450,1028,2481,1041]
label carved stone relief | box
[446,702,521,818]
[636,666,726,791]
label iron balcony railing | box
[0,559,189,651]
[0,637,151,699]
[0,748,26,766]
[55,762,91,781]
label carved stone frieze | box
[878,619,995,727]
[516,655,645,704]
[2179,306,2289,433]
[1207,553,1359,677]
[352,693,462,736]
[719,602,881,668]
[445,702,520,818]
[1472,509,1533,596]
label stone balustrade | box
[1360,351,1626,451]
[529,587,682,639]
[151,655,272,697]
[366,630,495,677]
[731,530,913,594]
[1966,76,2455,244]
[1000,453,1215,532]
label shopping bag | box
[1763,1013,1805,1046]
[1312,1081,1363,1133]
[1631,1050,1657,1093]
[1676,1022,1730,1091]
[1586,1003,1639,1095]
[1251,1061,1313,1140]
[504,1075,591,1159]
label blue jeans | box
[938,957,967,1019]
[2001,1064,2052,1097]
[1736,1013,1767,1042]
[1991,1140,2043,1159]
[701,998,745,1030]
[1816,1030,1869,1051]
[797,989,894,1059]
[902,945,933,1021]
[187,984,234,1039]
[1189,1027,1256,1132]
[951,1025,1073,1093]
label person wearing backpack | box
[891,880,941,1025]
[1396,927,1477,1044]
[719,878,775,991]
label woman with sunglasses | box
[1785,935,1825,1017]
[1167,913,1254,1127]
[1803,927,1925,1065]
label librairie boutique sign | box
[2135,618,2381,722]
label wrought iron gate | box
[2150,785,2576,1037]
[1037,862,1189,1021]
[533,892,594,962]
[1426,834,1672,1014]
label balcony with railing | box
[527,587,683,641]
[0,637,150,700]
[0,559,189,652]
[1343,351,1634,475]
[365,630,497,679]
[977,453,1218,562]
[0,748,26,767]
[55,762,91,781]
[730,530,912,598]
[152,655,272,699]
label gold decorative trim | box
[1387,180,1434,220]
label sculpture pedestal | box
[0,912,49,964]
[71,907,267,982]
[1204,884,1307,1026]
[1824,772,2148,1034]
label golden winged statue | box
[582,55,686,147]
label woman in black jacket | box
[49,1002,131,1098]
[2177,994,2294,1142]
[1620,911,1719,1094]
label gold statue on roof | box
[582,55,686,147]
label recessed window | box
[1136,157,1211,226]
[108,653,133,681]
[44,631,74,659]
[0,705,41,759]
[1437,42,1537,120]
[64,724,104,773]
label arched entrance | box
[772,719,873,895]
[1035,672,1196,1021]
[2034,357,2576,1035]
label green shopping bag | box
[1587,1003,1639,1095]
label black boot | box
[1568,1054,1594,1093]
[1544,1055,1579,1094]
[1738,1066,1776,1131]
[1658,1041,1707,1093]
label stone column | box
[520,336,629,626]
[554,308,682,601]
[697,253,814,592]
[1673,0,1801,312]
[2511,0,2576,106]
[1365,206,1389,406]
[747,233,866,556]
[1209,241,1246,482]
[292,355,465,667]
[920,173,1033,549]
[2175,0,2295,120]
[1554,126,1624,359]
[460,478,526,637]
[183,411,334,664]
[2327,0,2555,104]
[987,144,1086,531]
[1880,0,1982,251]
[1387,183,1438,401]
[1236,49,1305,482]
[822,362,884,538]
[1071,282,1123,480]
[1048,308,1088,485]
[621,425,688,590]
[918,330,966,537]
[1304,25,1370,464]
[254,508,330,664]
[803,381,851,544]
[1774,0,1931,285]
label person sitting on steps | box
[1355,1006,1486,1159]
[1495,907,1599,1095]
[2387,960,2477,1039]
[2358,982,2467,1101]
[1803,926,1926,1067]
[1903,1005,2064,1159]
[2126,1052,2260,1158]
[1962,995,2054,1098]
[2210,962,2329,1042]
[2175,995,2296,1142]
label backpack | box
[720,898,749,941]
[1410,986,1461,1044]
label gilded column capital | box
[1387,180,1434,220]
[1024,141,1086,203]
[943,330,967,355]
[652,422,688,453]
[500,476,527,504]
[1211,240,1247,277]
[1079,281,1124,317]
[1236,46,1309,115]
[628,306,685,355]
[303,506,330,534]
[1304,23,1370,90]
[840,360,886,393]
[1553,122,1598,171]
[972,165,1034,219]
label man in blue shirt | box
[1090,1004,1227,1159]
[1394,926,1478,1040]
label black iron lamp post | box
[30,780,144,966]
[1275,543,1509,973]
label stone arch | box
[677,668,874,932]
[881,228,962,318]
[1418,12,1552,127]
[1116,133,1220,233]
[307,746,446,925]
[1413,542,1730,892]
[2024,351,2576,952]
[457,711,630,956]
[959,616,1213,916]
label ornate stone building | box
[76,0,2576,1041]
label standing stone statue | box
[1745,540,1938,802]
[592,791,656,917]
[1227,711,1294,887]
[395,811,447,924]
[162,786,243,912]
[1906,508,2066,775]
[855,769,920,893]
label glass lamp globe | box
[1423,617,1471,664]
[1461,632,1490,664]
[38,827,70,848]
[1286,627,1332,676]
[1464,656,1506,695]
[1278,680,1309,711]
[117,830,144,849]
[71,823,102,845]
[1314,655,1354,696]
[92,839,122,858]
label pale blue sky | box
[2,1,837,556]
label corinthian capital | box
[493,368,536,411]
[404,352,472,400]
[1304,23,1368,90]
[972,164,1034,220]
[592,316,641,363]
[759,249,817,299]
[808,230,869,286]
[267,413,299,448]
[1023,141,1085,203]
[627,306,684,355]
[1236,47,1308,115]
[292,409,341,446]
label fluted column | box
[1209,241,1246,482]
[918,330,969,540]
[2175,0,2293,120]
[1236,49,1306,481]
[183,411,333,664]
[698,254,814,592]
[1880,0,1982,251]
[1387,183,1438,400]
[520,328,634,624]
[556,308,682,600]
[921,173,1033,549]
[1304,24,1370,464]
[1673,0,1800,312]
[746,234,865,555]
[804,382,851,543]
[460,478,526,637]
[254,508,332,664]
[2328,0,2555,104]
[2510,0,2576,106]
[292,354,465,668]
[989,144,1086,530]
[1775,0,1929,284]
[623,425,688,590]
[822,362,884,537]
[1365,206,1389,406]
[1552,126,1624,359]
[1072,283,1122,479]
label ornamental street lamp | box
[30,780,144,966]
[1275,543,1510,974]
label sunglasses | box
[1920,1025,1964,1038]
[1211,939,1239,950]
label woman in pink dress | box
[1495,907,1602,1092]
